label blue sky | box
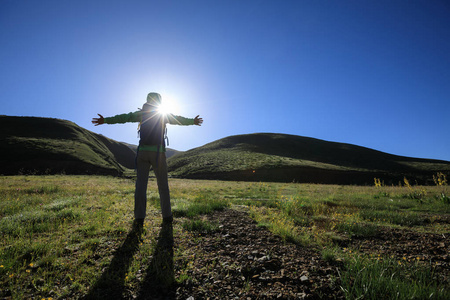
[1,0,449,161]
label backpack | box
[138,106,166,146]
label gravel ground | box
[122,209,449,300]
[149,209,345,299]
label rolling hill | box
[0,116,137,175]
[167,133,450,184]
[2,116,449,184]
[0,116,184,176]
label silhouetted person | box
[92,92,203,222]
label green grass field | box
[0,175,448,299]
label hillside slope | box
[0,116,137,175]
[167,133,450,184]
[2,116,448,184]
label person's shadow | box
[83,220,175,300]
[136,221,175,299]
[82,220,144,300]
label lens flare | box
[157,95,180,115]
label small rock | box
[300,275,308,282]
[257,255,269,262]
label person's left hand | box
[194,115,203,126]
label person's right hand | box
[92,114,104,126]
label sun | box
[157,102,171,115]
[157,95,180,115]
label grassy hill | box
[2,116,448,184]
[167,133,450,184]
[0,116,137,175]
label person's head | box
[147,92,162,106]
[142,92,162,112]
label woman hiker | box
[91,92,203,223]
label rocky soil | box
[165,209,447,300]
[158,209,344,299]
[112,209,449,300]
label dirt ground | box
[171,209,344,299]
[126,209,449,299]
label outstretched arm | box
[92,111,141,125]
[92,114,104,126]
[167,114,204,126]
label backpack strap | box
[137,121,141,138]
[164,127,169,146]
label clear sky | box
[1,0,449,161]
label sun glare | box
[157,103,170,115]
[157,95,180,115]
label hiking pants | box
[135,150,172,219]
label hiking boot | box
[133,218,144,229]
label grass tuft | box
[339,254,449,300]
[182,219,219,234]
[172,198,229,219]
